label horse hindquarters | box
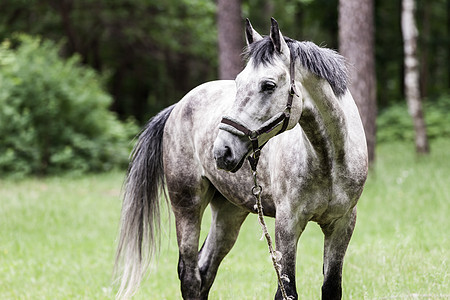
[163,96,251,299]
[161,97,210,298]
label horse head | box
[213,18,303,172]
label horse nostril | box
[214,145,235,170]
[222,146,236,166]
[223,146,232,160]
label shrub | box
[377,95,450,143]
[0,35,137,176]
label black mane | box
[245,37,348,97]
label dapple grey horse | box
[115,18,368,300]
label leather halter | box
[220,50,299,171]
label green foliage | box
[0,35,137,176]
[377,95,450,143]
[0,0,218,122]
[0,0,449,120]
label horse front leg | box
[274,210,308,300]
[320,206,357,300]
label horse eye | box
[261,81,277,93]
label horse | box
[114,18,368,300]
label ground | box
[0,140,449,299]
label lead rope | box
[250,153,289,300]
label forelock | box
[244,37,348,96]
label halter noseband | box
[220,51,299,171]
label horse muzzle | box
[213,131,249,173]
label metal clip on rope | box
[251,158,289,300]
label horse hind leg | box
[169,180,214,300]
[198,193,249,299]
[320,206,357,300]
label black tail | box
[114,105,175,299]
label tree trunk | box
[419,0,431,98]
[401,0,429,154]
[338,0,377,164]
[217,0,243,79]
[447,0,450,88]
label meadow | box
[1,139,449,299]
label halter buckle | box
[289,82,299,97]
[249,131,258,140]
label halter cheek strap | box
[220,51,298,171]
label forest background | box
[0,0,449,176]
[1,0,449,151]
[2,0,448,118]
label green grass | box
[0,173,123,299]
[1,140,449,299]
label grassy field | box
[1,140,449,299]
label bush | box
[377,95,450,144]
[0,35,137,176]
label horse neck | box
[298,70,348,165]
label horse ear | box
[269,17,289,55]
[245,18,263,46]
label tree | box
[338,0,377,164]
[401,0,429,154]
[0,0,218,123]
[217,0,244,79]
[1,0,448,125]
